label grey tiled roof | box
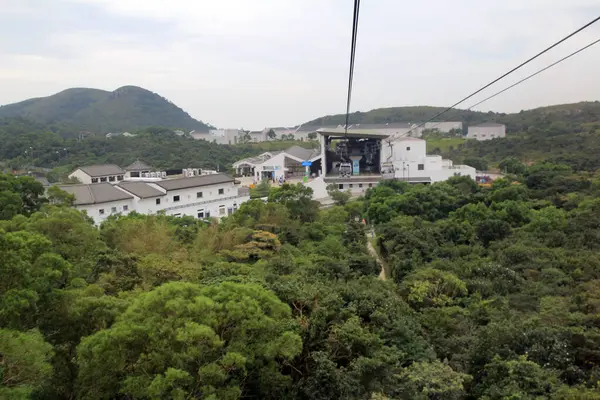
[116,182,165,198]
[285,145,320,161]
[471,122,505,127]
[78,164,125,177]
[125,160,152,171]
[346,123,414,129]
[59,183,133,205]
[154,173,234,191]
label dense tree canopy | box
[2,130,600,399]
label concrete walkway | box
[366,229,388,280]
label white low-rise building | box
[305,129,476,200]
[68,164,126,184]
[59,173,251,225]
[59,183,135,225]
[467,123,506,140]
[380,137,476,183]
[233,145,321,182]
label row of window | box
[338,183,374,190]
[173,188,225,203]
[99,205,128,215]
[91,175,124,183]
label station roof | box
[317,128,390,139]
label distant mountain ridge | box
[0,86,213,134]
[302,102,600,132]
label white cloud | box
[0,0,599,129]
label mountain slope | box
[0,86,212,133]
[302,102,600,132]
[303,106,491,127]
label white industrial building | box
[69,164,126,184]
[60,165,251,225]
[233,146,321,182]
[467,123,506,140]
[305,129,475,199]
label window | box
[173,213,181,217]
[108,176,116,182]
[338,184,344,190]
[349,184,353,188]
[173,195,180,202]
[197,209,205,218]
[368,183,373,187]
[111,207,117,213]
[359,183,363,188]
[117,175,124,181]
[197,191,203,198]
[406,146,411,151]
[219,205,226,216]
[418,164,424,171]
[100,177,107,182]
[91,178,99,183]
[227,207,233,216]
[123,205,129,211]
[218,188,224,195]
[206,211,211,218]
[156,198,161,205]
[99,209,105,215]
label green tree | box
[326,183,351,205]
[268,183,319,222]
[499,157,527,175]
[76,282,302,400]
[396,360,471,400]
[463,157,488,171]
[0,329,54,399]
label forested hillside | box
[304,101,600,133]
[0,86,213,133]
[2,152,600,398]
[436,102,600,171]
[0,118,314,180]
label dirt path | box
[366,230,388,280]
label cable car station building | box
[306,128,476,198]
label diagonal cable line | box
[467,38,600,110]
[420,37,600,133]
[399,15,600,137]
[344,0,361,137]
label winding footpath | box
[366,229,388,280]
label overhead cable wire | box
[399,15,600,138]
[344,0,361,138]
[420,37,600,133]
[467,37,600,110]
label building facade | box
[233,146,321,182]
[304,129,476,200]
[68,164,126,184]
[59,173,251,225]
[467,123,506,140]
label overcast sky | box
[1,0,599,129]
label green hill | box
[303,102,600,133]
[0,86,213,134]
[304,106,490,127]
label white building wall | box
[76,199,135,225]
[150,181,244,219]
[68,169,125,185]
[254,153,288,181]
[467,125,506,140]
[69,169,92,184]
[424,122,463,132]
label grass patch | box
[426,137,466,153]
[234,140,317,151]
